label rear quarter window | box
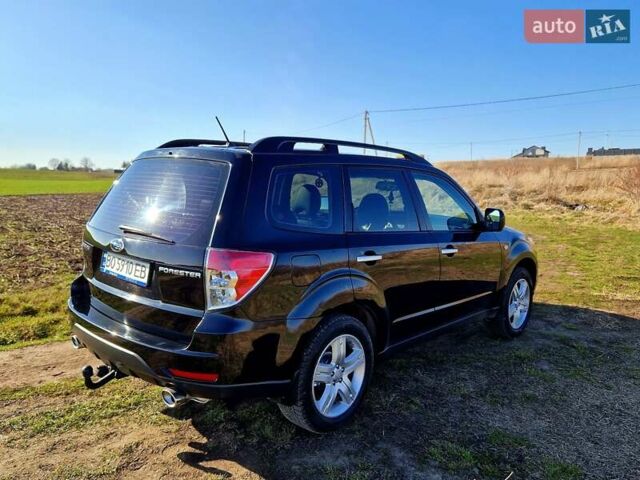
[267,165,342,234]
[89,158,230,247]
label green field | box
[509,210,640,317]
[0,169,115,195]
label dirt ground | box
[1,303,639,479]
[0,341,94,389]
[0,194,102,294]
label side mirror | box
[484,208,505,232]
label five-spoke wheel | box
[278,315,373,433]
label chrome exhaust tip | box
[161,388,187,408]
[71,335,84,350]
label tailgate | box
[82,156,230,339]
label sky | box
[0,0,638,168]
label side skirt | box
[378,307,499,359]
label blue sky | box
[0,0,638,168]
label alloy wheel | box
[312,334,366,418]
[508,278,531,329]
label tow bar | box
[81,364,126,390]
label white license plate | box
[100,252,150,287]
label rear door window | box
[89,158,230,246]
[268,165,342,233]
[348,168,419,232]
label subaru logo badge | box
[110,238,124,252]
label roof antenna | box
[215,116,231,145]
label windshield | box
[89,158,230,246]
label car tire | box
[278,314,374,433]
[488,267,534,339]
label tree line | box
[47,157,95,171]
[9,158,133,171]
[8,157,96,171]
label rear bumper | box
[68,299,291,400]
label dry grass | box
[617,162,640,209]
[438,155,640,228]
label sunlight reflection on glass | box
[143,205,160,223]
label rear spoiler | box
[157,139,251,149]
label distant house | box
[512,145,550,158]
[586,147,640,156]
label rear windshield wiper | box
[118,225,175,244]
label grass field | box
[0,169,115,195]
[0,157,639,478]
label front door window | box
[412,174,477,231]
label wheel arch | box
[515,256,537,289]
[280,268,387,373]
[322,300,389,353]
[500,237,538,291]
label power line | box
[395,131,581,147]
[387,127,640,148]
[291,112,362,135]
[251,82,640,141]
[393,95,640,126]
[369,82,640,114]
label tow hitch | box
[81,364,126,390]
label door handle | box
[441,247,458,256]
[357,254,383,263]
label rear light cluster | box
[204,248,275,310]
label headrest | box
[291,184,321,217]
[356,193,389,230]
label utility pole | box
[576,131,582,169]
[363,111,369,154]
[366,113,377,156]
[243,129,246,143]
[470,142,473,161]
[606,131,610,149]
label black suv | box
[69,136,537,432]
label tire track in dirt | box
[0,341,95,389]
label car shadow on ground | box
[168,302,640,479]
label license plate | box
[100,252,150,287]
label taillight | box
[204,248,275,310]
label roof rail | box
[249,136,428,164]
[157,139,251,149]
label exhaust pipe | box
[71,335,84,350]
[160,388,209,408]
[161,388,188,408]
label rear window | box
[89,158,230,246]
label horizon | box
[1,146,637,171]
